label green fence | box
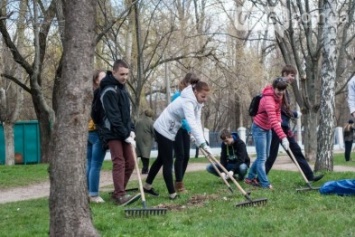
[0,121,41,165]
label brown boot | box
[175,181,187,193]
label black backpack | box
[248,94,263,117]
[91,86,118,125]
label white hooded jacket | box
[153,85,206,146]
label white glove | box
[220,172,227,180]
[296,111,302,119]
[189,134,196,143]
[281,138,289,151]
[125,137,136,147]
[203,145,212,155]
[130,131,136,139]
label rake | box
[205,154,234,193]
[282,146,321,192]
[124,146,167,217]
[200,148,267,208]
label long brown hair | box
[192,80,210,93]
[178,72,199,91]
[93,69,105,89]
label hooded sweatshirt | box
[253,85,286,140]
[154,85,205,146]
[99,71,134,141]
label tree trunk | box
[315,0,337,171]
[4,122,14,165]
[48,0,99,236]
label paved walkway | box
[1,157,355,204]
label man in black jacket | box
[206,129,250,181]
[99,59,140,206]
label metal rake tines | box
[235,198,268,208]
[124,208,168,217]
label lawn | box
[0,152,353,190]
[1,169,355,236]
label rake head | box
[124,207,168,217]
[235,198,268,208]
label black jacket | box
[99,71,134,142]
[220,133,250,171]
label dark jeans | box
[146,130,175,194]
[174,128,190,182]
[265,128,314,181]
[108,140,135,198]
[344,141,353,161]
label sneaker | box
[311,174,324,182]
[244,178,260,186]
[143,187,159,196]
[169,193,179,200]
[115,193,141,206]
[89,196,105,203]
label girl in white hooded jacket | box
[143,80,211,199]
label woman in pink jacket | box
[245,78,289,189]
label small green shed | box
[0,120,41,165]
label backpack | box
[248,94,263,116]
[91,86,118,125]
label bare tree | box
[48,0,99,235]
[316,0,337,171]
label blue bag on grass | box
[319,179,355,196]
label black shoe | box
[143,187,159,196]
[141,168,149,175]
[311,174,324,182]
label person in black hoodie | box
[206,129,250,181]
[99,59,140,206]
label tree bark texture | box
[48,0,99,236]
[315,0,337,171]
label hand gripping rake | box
[205,153,234,193]
[200,148,267,208]
[282,146,320,192]
[124,146,167,217]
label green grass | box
[1,170,355,236]
[0,152,352,190]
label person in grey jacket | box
[135,109,155,174]
[143,80,211,200]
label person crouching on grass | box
[143,79,212,200]
[206,129,250,181]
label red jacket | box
[253,85,286,140]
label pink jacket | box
[253,85,286,140]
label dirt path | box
[1,157,355,204]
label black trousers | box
[265,128,314,181]
[174,128,191,182]
[146,130,175,194]
[344,141,353,161]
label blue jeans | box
[206,163,248,180]
[247,123,271,188]
[87,131,106,196]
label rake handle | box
[131,145,147,206]
[204,152,234,193]
[200,148,249,196]
[281,144,311,184]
